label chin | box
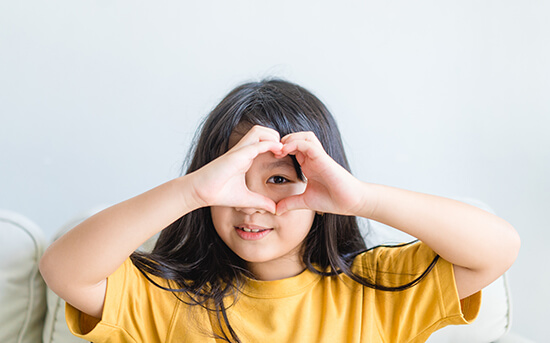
[235,252,273,264]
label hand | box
[189,126,283,214]
[275,132,365,216]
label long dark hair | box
[131,79,438,342]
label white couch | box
[0,200,533,343]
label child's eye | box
[267,176,290,184]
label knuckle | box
[250,125,279,137]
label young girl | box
[40,79,520,343]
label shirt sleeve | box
[65,258,177,342]
[356,241,481,342]
[65,259,136,342]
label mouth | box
[234,224,273,240]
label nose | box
[235,207,266,215]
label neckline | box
[241,267,322,298]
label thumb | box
[276,195,308,216]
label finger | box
[237,140,283,161]
[243,192,277,214]
[276,194,309,215]
[280,140,325,164]
[231,125,280,150]
[280,131,323,149]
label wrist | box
[175,173,207,213]
[352,182,382,219]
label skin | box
[210,151,315,281]
[39,125,520,322]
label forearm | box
[356,183,520,273]
[40,174,201,293]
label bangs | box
[239,100,314,139]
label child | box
[40,79,520,343]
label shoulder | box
[352,241,439,284]
[359,240,437,262]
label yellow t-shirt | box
[66,242,481,342]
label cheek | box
[271,183,307,203]
[279,210,316,237]
[210,207,231,235]
[293,182,307,195]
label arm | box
[40,126,283,319]
[276,132,520,299]
[39,177,202,319]
[354,184,520,299]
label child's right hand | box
[188,125,283,214]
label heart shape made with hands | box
[215,127,348,216]
[250,147,309,215]
[238,139,329,216]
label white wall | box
[1,1,548,341]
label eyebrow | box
[262,159,295,170]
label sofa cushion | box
[0,210,47,343]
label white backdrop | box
[1,1,548,341]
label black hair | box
[131,79,438,342]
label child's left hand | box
[275,131,367,216]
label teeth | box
[240,227,261,233]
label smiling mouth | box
[236,226,270,233]
[234,225,273,240]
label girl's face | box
[210,143,315,281]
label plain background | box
[1,1,548,341]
